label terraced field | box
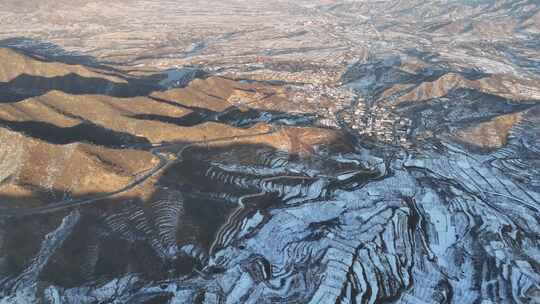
[0,1,540,303]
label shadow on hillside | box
[0,37,207,103]
[395,87,540,135]
[0,118,150,148]
[0,73,162,103]
[130,96,317,128]
[0,137,358,290]
[340,54,492,106]
[0,37,113,71]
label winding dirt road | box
[0,127,279,218]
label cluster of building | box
[346,102,413,147]
[287,83,414,147]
